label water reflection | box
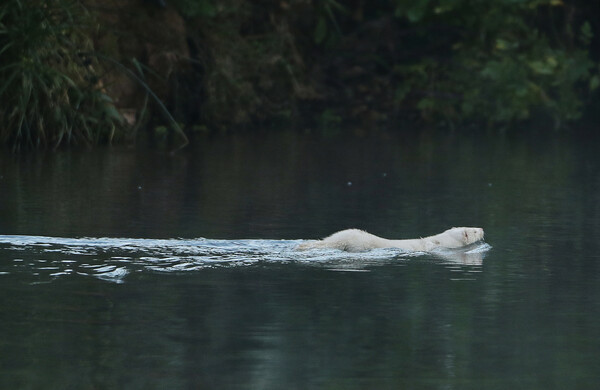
[1,130,599,388]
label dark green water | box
[0,130,599,389]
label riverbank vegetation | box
[1,0,599,147]
[0,1,125,147]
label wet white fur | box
[297,227,484,252]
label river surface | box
[0,130,599,389]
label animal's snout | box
[476,228,485,240]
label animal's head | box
[446,227,484,245]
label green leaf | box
[315,16,327,44]
[406,7,424,23]
[590,75,600,91]
[0,42,13,56]
[132,57,144,76]
[197,1,216,18]
[580,21,593,45]
[528,60,554,75]
[154,125,168,135]
[103,104,123,124]
[406,0,430,23]
[394,84,411,103]
[98,93,114,103]
[495,39,509,50]
[417,98,435,110]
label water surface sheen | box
[1,130,599,389]
[0,234,490,283]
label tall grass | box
[0,0,125,148]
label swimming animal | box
[296,227,484,252]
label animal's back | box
[297,229,388,252]
[296,227,485,252]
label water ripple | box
[0,235,491,283]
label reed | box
[0,0,125,149]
